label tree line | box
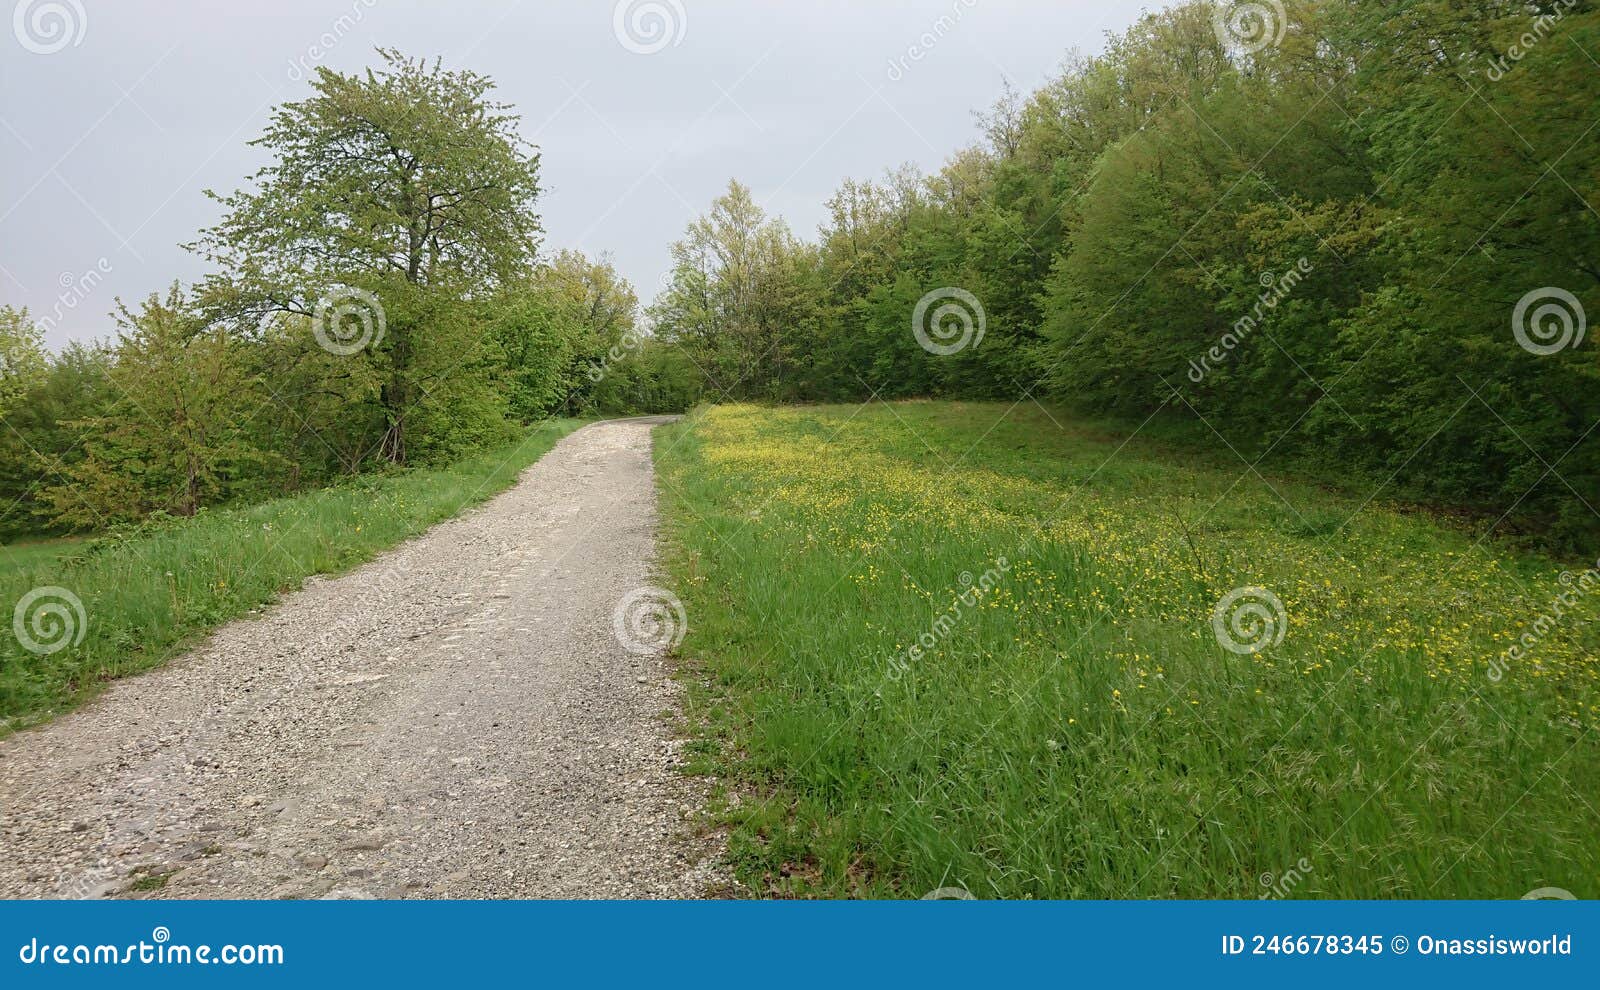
[0,50,697,541]
[5,4,1596,549]
[651,0,1599,549]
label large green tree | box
[192,48,543,465]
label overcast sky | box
[2,0,1169,348]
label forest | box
[649,0,1600,550]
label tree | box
[39,287,272,528]
[0,307,47,422]
[192,48,543,464]
[538,250,641,413]
[484,250,643,421]
[0,341,114,540]
[651,180,817,399]
[0,312,102,540]
[243,310,385,486]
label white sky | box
[1,0,1170,348]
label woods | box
[653,0,1599,549]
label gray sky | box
[2,0,1167,348]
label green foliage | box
[535,249,643,414]
[191,48,545,465]
[650,180,819,401]
[3,49,673,546]
[38,286,274,528]
[194,48,543,292]
[0,307,47,421]
[661,0,1600,549]
[489,292,574,423]
[584,337,704,415]
[0,340,113,541]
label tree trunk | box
[380,381,407,465]
[182,451,200,517]
[380,417,406,464]
[378,303,414,465]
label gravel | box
[0,417,726,899]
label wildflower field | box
[655,403,1600,898]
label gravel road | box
[0,417,724,899]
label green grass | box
[0,537,88,579]
[0,419,588,731]
[125,868,175,892]
[655,402,1599,899]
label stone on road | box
[0,418,722,899]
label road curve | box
[0,417,722,899]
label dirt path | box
[0,418,722,899]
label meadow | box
[0,419,587,731]
[655,403,1600,899]
[0,538,86,577]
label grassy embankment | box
[0,419,588,731]
[655,402,1599,899]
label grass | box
[0,419,588,731]
[125,868,175,892]
[0,537,88,579]
[654,402,1600,899]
